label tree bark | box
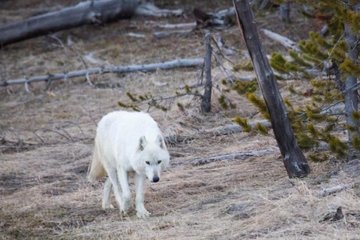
[279,1,291,23]
[201,33,213,113]
[344,3,360,145]
[233,0,310,178]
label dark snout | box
[152,176,160,183]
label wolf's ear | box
[157,135,165,149]
[138,136,147,151]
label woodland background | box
[1,0,360,239]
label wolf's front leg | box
[117,169,131,214]
[135,174,150,218]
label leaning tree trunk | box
[344,3,360,146]
[233,0,310,178]
[0,0,139,46]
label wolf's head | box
[134,135,170,183]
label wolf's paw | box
[121,196,131,212]
[102,203,115,210]
[119,208,129,218]
[136,207,151,218]
[120,203,130,214]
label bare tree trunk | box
[279,1,291,23]
[233,0,310,178]
[344,3,360,145]
[201,33,213,113]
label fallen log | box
[0,0,137,46]
[0,58,204,87]
[0,0,183,46]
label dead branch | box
[152,7,236,39]
[165,120,271,145]
[135,2,183,17]
[318,183,354,197]
[153,29,193,39]
[193,7,235,28]
[261,29,299,51]
[216,7,236,19]
[157,22,197,30]
[126,32,146,38]
[212,33,237,56]
[0,58,204,87]
[0,137,38,153]
[191,148,274,166]
[34,128,74,142]
[153,7,237,39]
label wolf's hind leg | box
[102,177,114,209]
[117,169,131,213]
[107,168,124,212]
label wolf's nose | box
[152,176,159,182]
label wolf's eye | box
[145,161,150,165]
[157,160,162,164]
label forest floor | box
[1,1,360,239]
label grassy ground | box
[1,1,360,239]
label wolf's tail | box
[88,136,106,182]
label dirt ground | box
[1,1,360,239]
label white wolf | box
[88,111,170,218]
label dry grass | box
[1,1,360,239]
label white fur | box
[88,111,170,218]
